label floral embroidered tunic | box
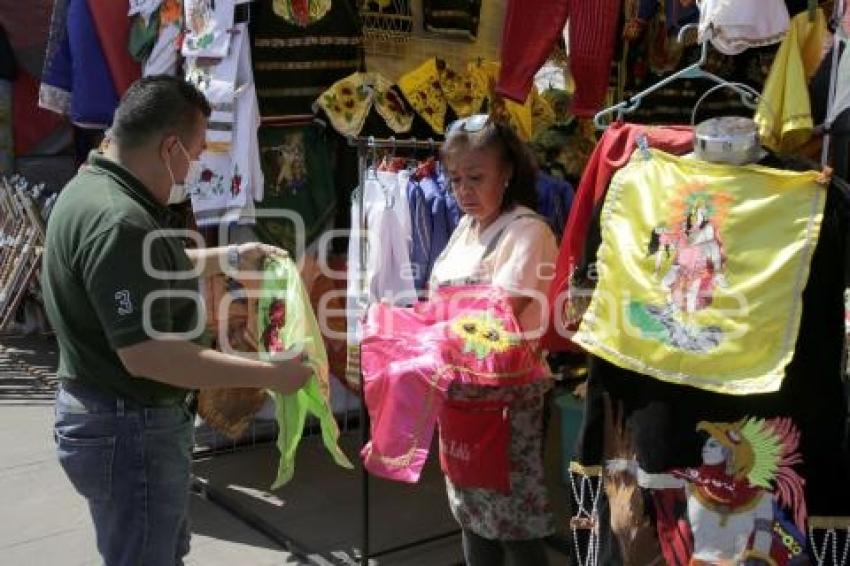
[430,206,558,539]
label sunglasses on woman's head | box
[446,114,491,135]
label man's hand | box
[235,242,289,272]
[267,357,312,396]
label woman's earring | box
[504,179,510,188]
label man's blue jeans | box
[54,382,194,566]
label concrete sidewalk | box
[0,335,572,566]
[0,336,298,566]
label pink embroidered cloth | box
[360,285,550,483]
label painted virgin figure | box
[649,196,728,314]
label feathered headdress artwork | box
[668,183,734,232]
[697,417,807,531]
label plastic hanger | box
[593,24,760,130]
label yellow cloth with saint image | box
[573,149,824,395]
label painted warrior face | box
[702,437,728,466]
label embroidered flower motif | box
[273,0,332,27]
[439,63,485,117]
[381,91,403,113]
[399,59,453,133]
[319,73,413,136]
[450,314,520,359]
[160,0,182,27]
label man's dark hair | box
[110,75,211,149]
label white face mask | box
[165,140,203,205]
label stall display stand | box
[0,176,56,333]
[348,135,461,565]
[188,136,458,565]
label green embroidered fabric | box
[259,257,352,489]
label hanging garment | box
[698,0,790,55]
[127,0,164,26]
[398,58,554,140]
[273,0,333,26]
[755,8,828,154]
[497,0,621,118]
[346,169,416,345]
[259,257,353,489]
[546,123,694,353]
[197,275,266,440]
[250,0,363,117]
[142,0,182,76]
[0,79,11,175]
[397,57,484,135]
[360,284,550,484]
[574,149,825,395]
[299,254,350,389]
[12,68,65,159]
[617,18,778,126]
[535,172,573,242]
[255,123,336,251]
[39,0,119,128]
[634,0,699,34]
[87,0,141,96]
[345,168,416,392]
[467,60,555,141]
[0,27,12,175]
[530,118,597,186]
[422,0,481,39]
[826,29,850,129]
[182,0,234,58]
[128,11,159,63]
[186,25,263,227]
[407,167,461,292]
[314,72,414,138]
[570,172,850,565]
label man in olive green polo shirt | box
[42,76,311,566]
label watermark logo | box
[137,212,755,350]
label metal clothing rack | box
[347,135,461,565]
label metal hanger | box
[593,23,761,130]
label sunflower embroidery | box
[450,314,520,359]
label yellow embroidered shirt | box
[755,8,827,153]
[315,72,414,137]
[397,58,554,140]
